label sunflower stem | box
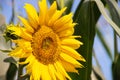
[17,58,24,80]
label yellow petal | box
[7,24,32,41]
[24,3,39,29]
[61,38,83,49]
[39,0,48,25]
[49,64,65,80]
[61,45,85,61]
[60,52,84,68]
[32,60,42,80]
[60,36,81,40]
[48,1,57,15]
[13,39,32,53]
[48,7,67,27]
[55,71,65,80]
[58,27,74,38]
[9,47,29,58]
[30,75,33,80]
[18,16,34,33]
[20,28,32,41]
[25,54,36,74]
[24,54,35,64]
[68,36,81,38]
[41,64,52,80]
[56,22,76,33]
[7,24,21,36]
[60,60,78,73]
[48,64,56,80]
[54,61,71,80]
[53,13,73,31]
[45,1,57,25]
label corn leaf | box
[69,0,100,80]
[94,0,120,36]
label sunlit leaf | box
[0,49,11,53]
[105,0,120,58]
[105,0,120,63]
[105,0,120,27]
[93,52,105,80]
[92,66,105,80]
[94,0,120,36]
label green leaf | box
[105,0,120,27]
[93,52,105,80]
[6,63,17,80]
[63,0,73,14]
[0,49,11,53]
[48,0,73,15]
[104,0,120,62]
[48,0,55,5]
[17,58,28,80]
[20,74,30,80]
[112,54,120,80]
[4,57,17,65]
[94,0,120,36]
[71,0,100,80]
[92,68,103,80]
[55,0,73,14]
[4,57,17,80]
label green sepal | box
[4,29,20,42]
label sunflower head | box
[6,0,85,80]
[31,25,61,64]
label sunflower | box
[7,0,85,80]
